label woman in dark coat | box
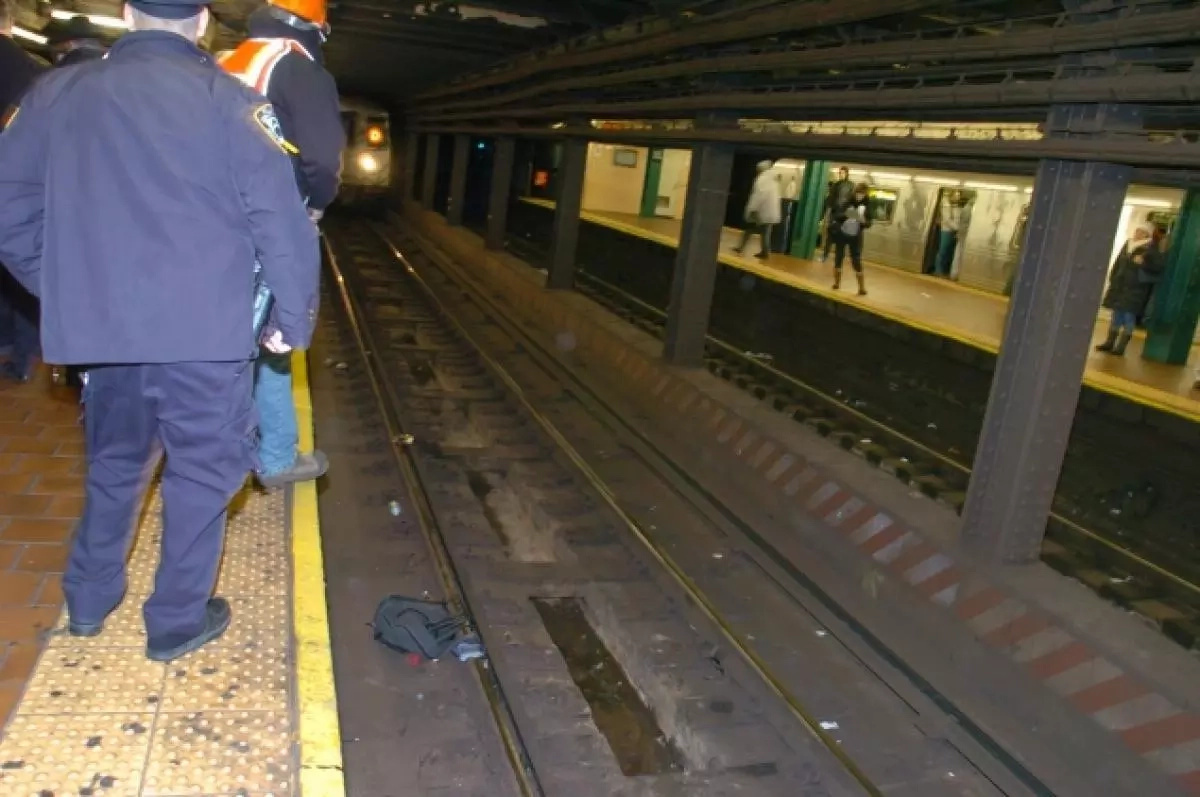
[1097,223,1164,356]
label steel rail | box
[370,224,891,797]
[322,234,546,797]
[417,6,1200,116]
[415,0,951,102]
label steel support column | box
[446,134,470,226]
[486,136,517,250]
[1142,189,1200,364]
[547,136,587,290]
[961,148,1132,563]
[403,132,420,203]
[421,133,440,209]
[663,142,734,366]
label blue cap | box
[129,0,207,20]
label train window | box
[340,112,355,141]
[866,188,898,224]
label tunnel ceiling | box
[13,0,705,102]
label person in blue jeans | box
[254,345,327,489]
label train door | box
[921,188,976,278]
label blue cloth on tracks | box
[64,361,256,641]
[0,30,320,364]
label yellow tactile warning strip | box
[290,351,345,797]
[519,197,1200,424]
[0,351,344,797]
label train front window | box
[340,112,355,142]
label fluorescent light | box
[964,181,1019,192]
[50,9,128,29]
[1126,197,1173,209]
[869,171,912,181]
[12,25,47,44]
[915,176,963,186]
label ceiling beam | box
[413,0,955,102]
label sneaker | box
[68,591,126,638]
[257,450,329,490]
[146,598,231,662]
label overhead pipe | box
[413,0,953,102]
[415,70,1200,125]
[409,121,1200,172]
[416,5,1200,116]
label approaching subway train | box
[338,96,392,212]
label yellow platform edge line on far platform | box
[290,350,346,797]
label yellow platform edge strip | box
[518,198,1200,424]
[290,351,346,796]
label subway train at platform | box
[796,161,1182,295]
[337,97,392,212]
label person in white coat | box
[733,160,782,261]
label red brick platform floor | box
[0,367,84,726]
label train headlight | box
[365,125,385,146]
[357,152,380,173]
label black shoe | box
[0,362,30,383]
[68,589,126,637]
[756,252,769,261]
[146,598,231,662]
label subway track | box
[497,213,1200,655]
[321,214,1049,797]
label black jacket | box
[0,34,46,116]
[245,8,344,210]
[55,42,107,68]
[1103,241,1165,313]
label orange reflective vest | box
[217,37,313,95]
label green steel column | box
[790,160,831,260]
[1143,189,1200,364]
[640,149,665,217]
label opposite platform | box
[520,198,1200,421]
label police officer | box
[220,0,343,490]
[0,0,319,661]
[0,0,45,382]
[43,14,108,66]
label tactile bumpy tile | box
[143,711,294,796]
[0,713,154,795]
[161,647,291,713]
[0,482,300,796]
[20,648,166,714]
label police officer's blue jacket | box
[0,31,319,365]
[246,7,344,211]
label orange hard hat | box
[269,0,327,29]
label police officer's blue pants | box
[0,268,38,374]
[253,352,297,476]
[64,361,255,641]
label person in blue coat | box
[0,0,320,662]
[220,0,343,490]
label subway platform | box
[0,359,341,797]
[520,198,1200,421]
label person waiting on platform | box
[1097,223,1163,357]
[0,0,319,661]
[732,160,782,261]
[832,182,871,296]
[933,189,964,278]
[817,166,853,263]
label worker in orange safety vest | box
[219,0,344,489]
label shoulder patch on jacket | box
[251,103,299,156]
